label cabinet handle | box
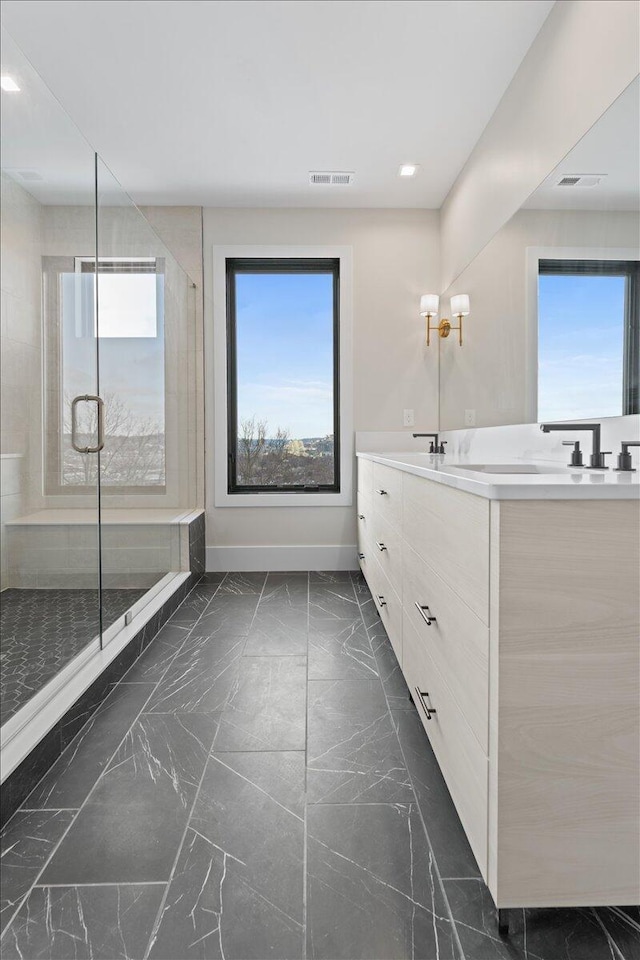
[375,489,388,496]
[375,541,387,552]
[415,687,437,720]
[358,514,365,520]
[358,552,365,560]
[415,602,436,626]
[376,595,387,607]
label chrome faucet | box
[413,432,446,454]
[540,422,611,469]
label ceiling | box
[1,0,555,208]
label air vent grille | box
[556,174,605,188]
[309,171,354,186]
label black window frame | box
[539,258,640,416]
[226,257,341,495]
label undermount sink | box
[449,463,568,475]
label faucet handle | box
[615,441,640,472]
[562,440,583,467]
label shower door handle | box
[71,395,105,453]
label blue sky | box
[235,272,335,439]
[538,274,625,421]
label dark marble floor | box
[1,571,638,959]
[0,588,147,726]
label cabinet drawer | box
[357,457,373,499]
[369,509,403,600]
[402,472,490,623]
[403,544,488,750]
[403,615,488,874]
[366,553,402,664]
[372,462,403,530]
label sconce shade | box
[450,294,470,317]
[420,294,439,316]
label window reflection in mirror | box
[438,76,639,431]
[538,259,639,421]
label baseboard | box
[206,544,359,572]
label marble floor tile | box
[261,573,309,607]
[215,571,267,595]
[170,588,213,626]
[145,634,244,713]
[309,570,354,583]
[0,810,75,935]
[26,683,154,810]
[308,618,378,680]
[374,634,412,710]
[0,884,164,960]
[148,752,305,959]
[214,657,307,751]
[444,878,630,960]
[392,707,482,880]
[243,604,308,656]
[197,595,261,637]
[309,583,361,620]
[307,679,413,803]
[307,803,456,960]
[40,714,217,885]
[122,630,186,684]
[595,906,640,960]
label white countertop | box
[356,452,640,500]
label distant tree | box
[237,416,267,483]
[63,391,164,486]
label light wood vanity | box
[357,453,640,915]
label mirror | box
[439,76,640,430]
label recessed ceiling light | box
[1,76,20,92]
[399,164,418,177]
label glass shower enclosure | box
[0,30,200,761]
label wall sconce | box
[420,294,470,346]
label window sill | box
[214,489,353,508]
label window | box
[538,259,639,421]
[226,258,340,494]
[44,256,166,493]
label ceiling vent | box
[556,174,606,188]
[309,171,354,186]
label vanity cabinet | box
[357,456,640,910]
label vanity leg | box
[496,908,510,936]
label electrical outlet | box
[464,409,476,427]
[403,409,415,427]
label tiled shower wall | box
[0,174,43,591]
[6,523,183,590]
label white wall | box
[203,207,439,565]
[439,208,640,430]
[0,175,43,589]
[440,0,640,291]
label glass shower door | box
[1,24,102,731]
[95,157,181,640]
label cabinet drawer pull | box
[358,514,365,520]
[358,552,365,560]
[375,488,388,496]
[376,595,387,607]
[415,687,437,720]
[415,602,436,626]
[375,541,387,552]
